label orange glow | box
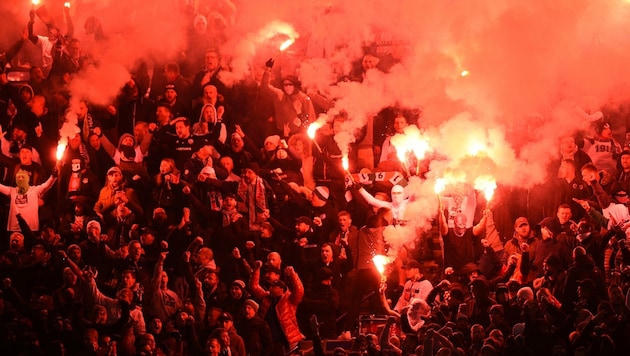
[307,121,323,139]
[279,39,294,51]
[372,255,389,275]
[342,156,349,171]
[474,175,497,202]
[434,178,446,194]
[56,139,67,161]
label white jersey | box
[0,176,55,231]
[583,138,621,176]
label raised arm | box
[35,174,57,196]
[261,59,283,101]
[438,204,449,236]
[98,129,117,158]
[63,6,74,39]
[358,187,391,209]
[28,10,38,44]
[248,260,269,300]
[472,209,489,237]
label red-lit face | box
[164,89,177,103]
[321,245,333,263]
[362,54,379,70]
[515,221,530,238]
[76,102,88,119]
[156,106,171,124]
[267,252,281,267]
[600,126,612,139]
[243,168,257,184]
[244,304,256,319]
[231,135,244,152]
[89,134,101,150]
[205,51,220,71]
[203,105,217,123]
[203,85,218,104]
[393,116,408,134]
[557,207,572,224]
[559,136,576,153]
[295,222,310,234]
[338,214,351,231]
[19,148,33,165]
[175,121,189,139]
[122,272,136,288]
[220,157,234,173]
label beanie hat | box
[242,162,260,176]
[231,279,246,290]
[264,135,281,150]
[596,120,611,133]
[244,299,259,313]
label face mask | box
[16,171,30,193]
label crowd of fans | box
[0,3,629,356]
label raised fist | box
[521,242,530,253]
[254,260,263,270]
[265,58,275,69]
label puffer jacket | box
[249,267,305,348]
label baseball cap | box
[107,166,122,175]
[218,312,233,321]
[514,217,529,228]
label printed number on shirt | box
[596,144,611,153]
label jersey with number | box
[583,137,621,176]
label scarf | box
[82,113,95,143]
[221,207,240,227]
[237,177,268,230]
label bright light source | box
[279,39,294,51]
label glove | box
[265,58,275,69]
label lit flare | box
[56,139,67,161]
[372,255,389,276]
[342,156,349,171]
[307,121,323,140]
[434,178,446,194]
[279,39,294,51]
[474,175,497,202]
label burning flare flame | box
[434,178,447,194]
[474,175,497,202]
[390,125,431,162]
[279,39,295,51]
[372,255,389,275]
[307,121,323,140]
[342,156,349,171]
[56,139,67,161]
